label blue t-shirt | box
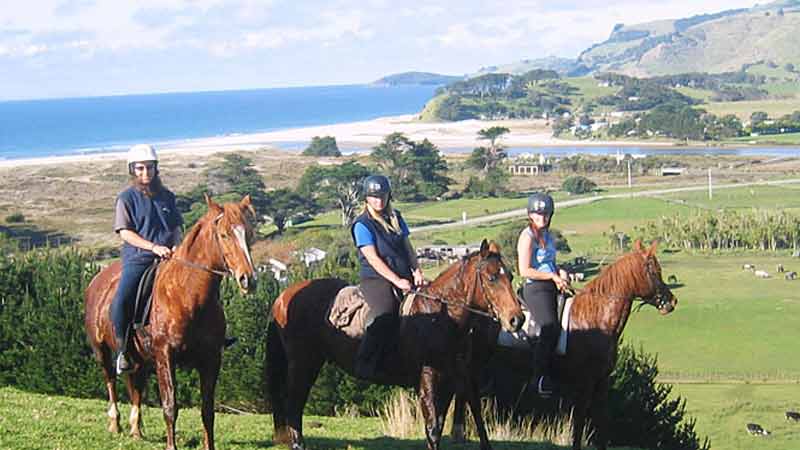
[527,228,557,275]
[354,215,409,247]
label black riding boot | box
[354,315,397,381]
[532,325,560,398]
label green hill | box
[578,1,800,76]
[372,72,462,86]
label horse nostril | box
[238,275,249,290]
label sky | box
[0,0,759,100]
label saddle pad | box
[555,296,574,355]
[133,261,159,330]
[327,286,370,339]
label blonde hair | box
[363,200,402,234]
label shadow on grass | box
[231,436,561,450]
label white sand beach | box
[0,114,674,169]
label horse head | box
[464,239,525,333]
[633,240,676,314]
[205,194,257,294]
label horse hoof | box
[451,424,467,443]
[130,430,143,440]
[108,423,121,434]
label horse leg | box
[266,322,290,445]
[450,394,467,443]
[199,352,222,450]
[570,386,593,450]
[419,366,444,450]
[286,353,324,450]
[466,380,492,450]
[155,352,179,450]
[588,378,610,450]
[100,347,121,434]
[125,369,148,439]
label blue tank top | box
[527,228,557,275]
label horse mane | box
[582,251,647,297]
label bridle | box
[640,256,673,311]
[411,254,507,322]
[170,213,234,278]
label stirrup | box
[116,352,133,375]
[536,375,556,398]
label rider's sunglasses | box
[133,163,157,173]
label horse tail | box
[265,318,290,444]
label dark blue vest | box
[117,187,182,263]
[351,211,412,280]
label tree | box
[302,136,341,157]
[467,127,510,173]
[297,161,371,226]
[370,133,451,201]
[462,168,508,197]
[750,111,769,127]
[562,175,597,194]
[204,154,267,211]
[262,189,316,234]
[785,63,795,73]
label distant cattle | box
[786,271,797,280]
[776,263,785,273]
[786,411,800,421]
[793,251,800,258]
[754,270,770,279]
[742,264,756,271]
[746,423,770,435]
[667,274,678,284]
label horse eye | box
[489,274,498,282]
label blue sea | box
[0,84,439,160]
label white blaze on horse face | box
[233,225,256,278]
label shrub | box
[302,136,341,157]
[562,176,597,194]
[5,213,25,223]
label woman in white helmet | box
[110,144,183,374]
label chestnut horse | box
[84,195,257,450]
[451,240,677,450]
[266,240,526,450]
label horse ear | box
[480,239,489,257]
[647,240,658,256]
[204,193,222,212]
[488,240,501,255]
[633,239,644,253]
[240,195,256,216]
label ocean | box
[0,84,438,160]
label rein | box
[410,255,501,322]
[169,213,233,278]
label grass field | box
[728,132,800,145]
[702,100,800,121]
[0,387,644,450]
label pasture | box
[0,387,644,450]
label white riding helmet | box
[127,144,158,165]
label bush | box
[302,136,341,157]
[562,176,597,194]
[5,213,25,223]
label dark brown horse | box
[451,240,677,450]
[84,195,257,450]
[266,240,526,450]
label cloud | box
[54,0,96,16]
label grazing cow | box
[754,270,770,279]
[667,274,678,284]
[746,423,770,435]
[786,411,800,421]
[786,271,798,280]
[776,263,785,273]
[742,264,756,271]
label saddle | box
[496,288,572,355]
[327,285,411,338]
[132,260,160,331]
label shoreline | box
[1,114,798,169]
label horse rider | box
[111,144,183,374]
[516,192,571,397]
[350,175,425,381]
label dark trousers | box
[360,276,402,327]
[110,259,152,347]
[522,280,559,375]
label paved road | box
[410,178,800,233]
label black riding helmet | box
[363,175,392,199]
[527,192,554,217]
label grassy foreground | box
[0,387,646,450]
